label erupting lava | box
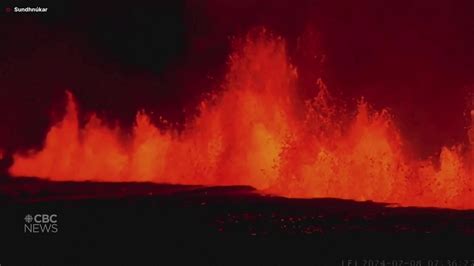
[8,30,474,209]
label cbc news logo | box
[24,214,58,233]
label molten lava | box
[8,30,474,209]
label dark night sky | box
[0,0,473,159]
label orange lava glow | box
[9,30,474,209]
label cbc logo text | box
[24,214,59,233]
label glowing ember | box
[9,30,474,209]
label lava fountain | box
[8,29,474,209]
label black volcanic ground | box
[1,177,474,265]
